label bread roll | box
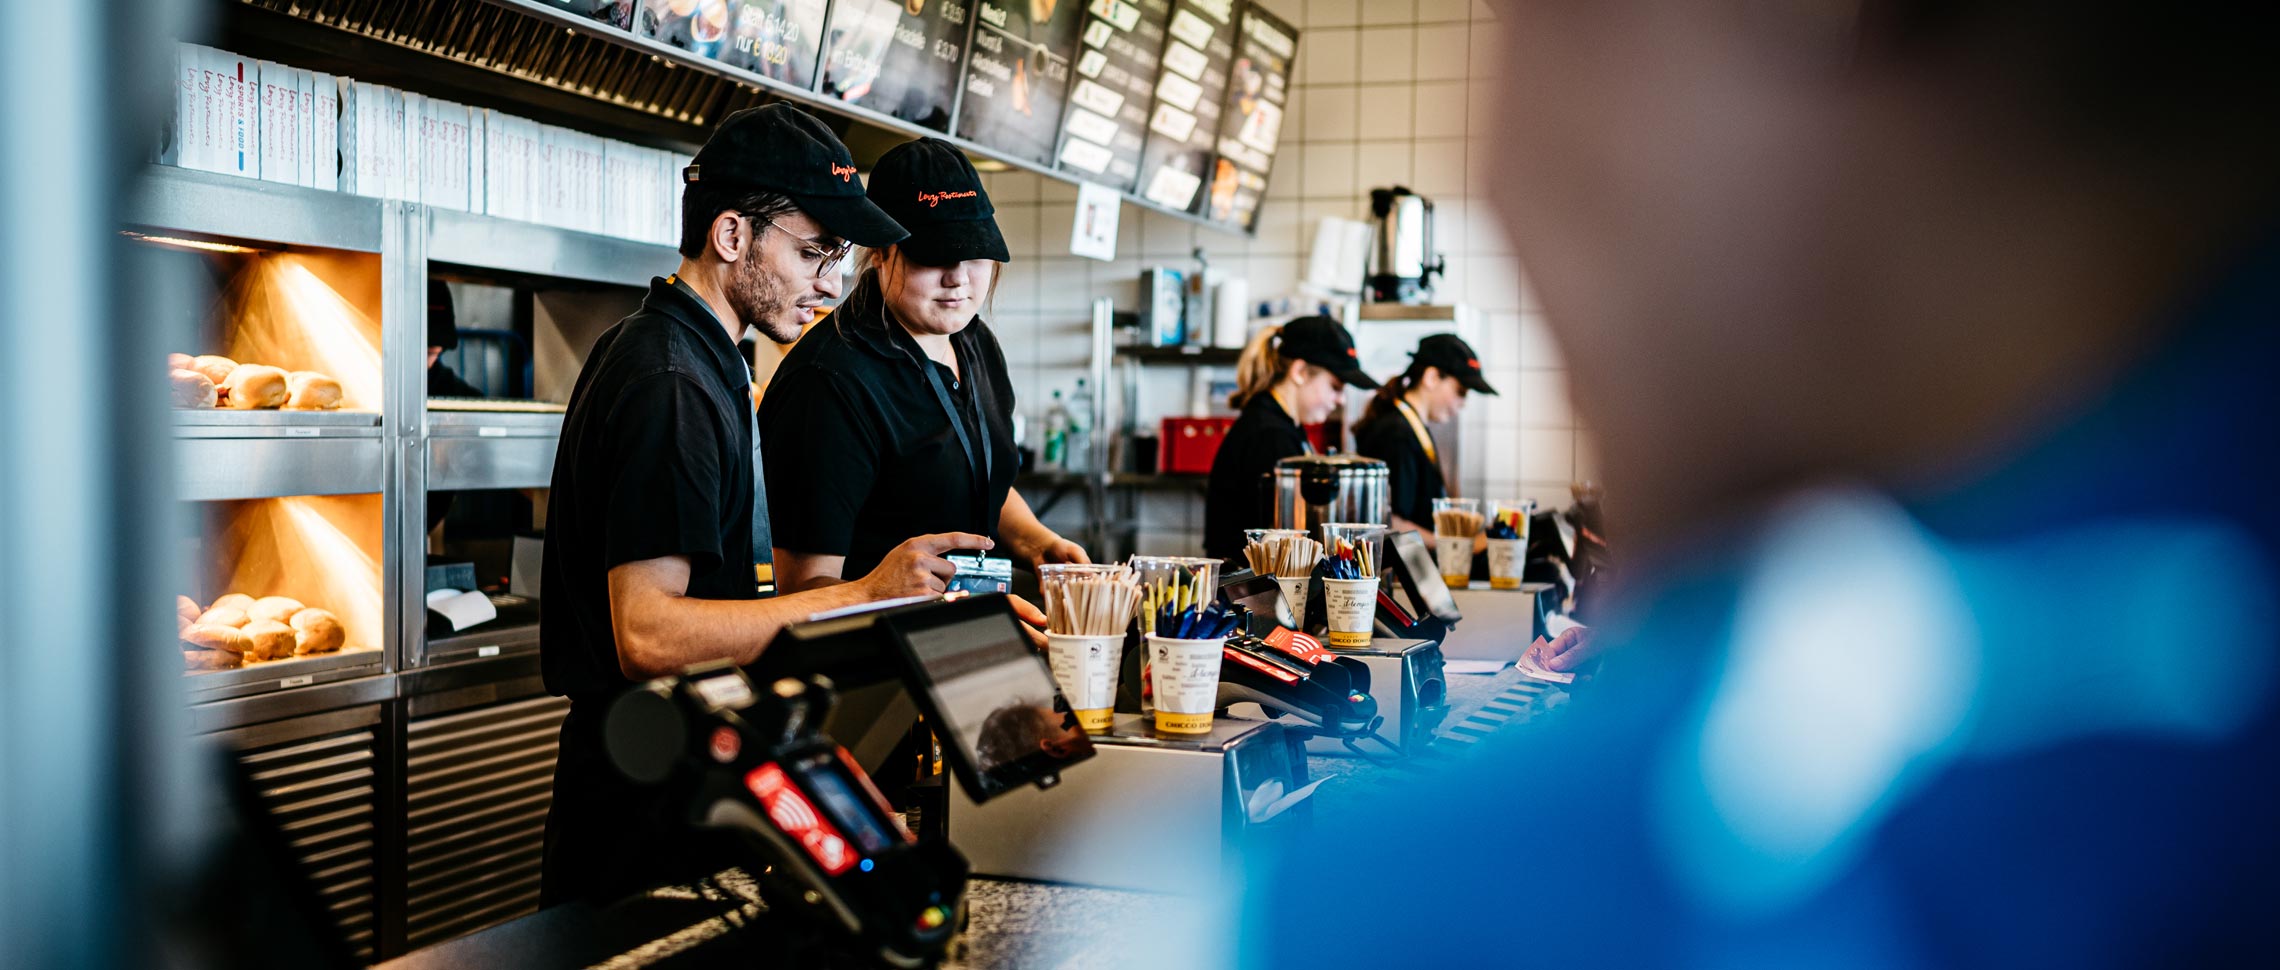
[222,364,289,409]
[241,620,295,662]
[168,352,196,371]
[247,596,306,624]
[183,649,239,671]
[283,371,343,411]
[290,608,346,655]
[181,623,250,655]
[210,593,256,613]
[170,368,218,408]
[176,595,202,623]
[191,355,239,385]
[196,606,249,628]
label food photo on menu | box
[818,0,970,130]
[954,0,1084,164]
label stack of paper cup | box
[1046,633,1123,732]
[1146,633,1227,734]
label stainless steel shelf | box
[427,206,676,287]
[175,435,386,501]
[181,646,386,705]
[427,411,560,489]
[128,165,387,252]
[425,410,563,435]
[173,409,383,437]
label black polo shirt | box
[759,278,1016,579]
[537,276,762,905]
[1203,391,1313,560]
[1353,404,1447,527]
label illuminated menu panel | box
[1131,0,1238,214]
[1199,1,1293,230]
[1054,0,1172,193]
[818,0,974,132]
[956,1,1086,165]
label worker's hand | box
[1029,535,1092,567]
[860,533,991,600]
[1006,594,1050,651]
[1523,625,1601,674]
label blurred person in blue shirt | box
[1243,3,2280,967]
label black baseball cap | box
[427,278,457,351]
[865,138,1011,266]
[1413,333,1498,395]
[683,104,908,248]
[1278,315,1380,389]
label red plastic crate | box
[1158,417,1237,475]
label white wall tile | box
[1409,139,1467,196]
[1355,142,1413,194]
[1360,0,1414,26]
[1412,81,1467,139]
[1357,27,1416,83]
[1305,29,1360,84]
[987,171,1043,204]
[1466,79,1503,142]
[1301,85,1359,142]
[996,203,1043,258]
[1518,428,1574,482]
[1469,0,1496,21]
[1140,209,1197,258]
[1417,0,1471,23]
[1307,0,1359,29]
[1467,204,1513,257]
[1516,312,1565,371]
[1038,177,1080,204]
[1034,258,1095,313]
[1254,197,1307,257]
[1301,144,1357,199]
[1281,87,1307,142]
[994,259,1041,316]
[1463,255,1523,311]
[1414,24,1470,81]
[1355,83,1414,141]
[1468,20,1503,76]
[1516,369,1572,428]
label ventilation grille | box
[402,692,570,949]
[237,0,768,129]
[239,724,382,961]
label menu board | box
[956,2,1086,165]
[1199,2,1292,229]
[1054,0,1172,193]
[819,0,974,131]
[1131,0,1237,214]
[715,0,832,86]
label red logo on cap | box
[830,163,856,182]
[1467,358,1480,368]
[917,189,978,208]
[1346,348,1358,358]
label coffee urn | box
[1365,186,1446,304]
[1272,454,1390,533]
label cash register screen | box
[895,608,1094,801]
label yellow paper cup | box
[1435,534,1473,589]
[1486,538,1525,590]
[1046,633,1124,733]
[1274,575,1311,629]
[1321,577,1379,649]
[1146,634,1226,734]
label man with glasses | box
[537,104,1000,905]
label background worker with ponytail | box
[1351,334,1499,536]
[1202,315,1380,561]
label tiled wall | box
[982,0,1596,553]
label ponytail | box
[1355,360,1430,431]
[1228,324,1289,409]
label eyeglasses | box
[743,212,854,277]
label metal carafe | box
[1272,455,1390,535]
[1365,186,1445,304]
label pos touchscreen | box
[883,596,1095,802]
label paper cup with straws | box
[1129,556,1222,715]
[1486,500,1535,590]
[1431,497,1483,588]
[1243,528,1321,628]
[1145,633,1227,734]
[1038,564,1141,732]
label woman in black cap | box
[1351,333,1498,537]
[760,137,1088,590]
[1202,316,1381,561]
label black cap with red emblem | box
[683,103,908,248]
[1276,315,1380,389]
[1411,333,1498,395]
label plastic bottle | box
[1042,390,1071,470]
[1066,379,1094,473]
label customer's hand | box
[860,533,991,600]
[1007,594,1050,651]
[1524,625,1601,674]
